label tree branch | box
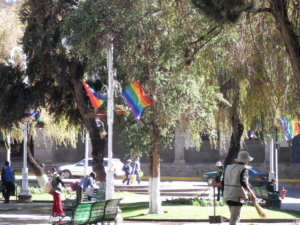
[249,7,273,15]
[189,24,222,45]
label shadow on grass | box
[120,202,149,218]
[120,200,300,221]
[120,202,149,212]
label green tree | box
[0,0,108,182]
[62,0,227,213]
[0,4,23,60]
[0,3,91,188]
[191,0,300,164]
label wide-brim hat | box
[234,151,253,163]
[127,159,132,163]
[216,161,223,167]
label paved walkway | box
[0,180,299,224]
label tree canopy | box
[0,0,299,209]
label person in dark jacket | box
[215,161,224,201]
[1,161,15,203]
[266,179,276,192]
[122,159,132,185]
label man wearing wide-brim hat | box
[223,151,257,225]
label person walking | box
[133,156,142,184]
[215,161,224,201]
[1,161,15,203]
[122,159,132,185]
[223,151,257,225]
[76,172,96,204]
[50,168,67,218]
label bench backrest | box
[89,201,106,223]
[71,199,121,225]
[72,202,93,225]
[103,199,121,222]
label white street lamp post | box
[19,119,32,202]
[10,46,32,202]
[7,134,11,163]
[106,42,115,200]
[84,131,90,176]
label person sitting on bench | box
[266,179,277,193]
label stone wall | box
[145,162,300,179]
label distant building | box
[0,0,17,8]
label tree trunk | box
[71,75,107,182]
[26,126,48,188]
[146,40,163,214]
[224,115,244,167]
[224,83,244,167]
[148,126,163,214]
[271,0,300,97]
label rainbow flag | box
[249,117,259,138]
[24,110,41,121]
[279,116,300,140]
[81,81,106,110]
[122,80,152,119]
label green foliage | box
[0,4,24,59]
[116,1,227,154]
[29,186,44,194]
[2,0,299,160]
[62,0,226,157]
[165,197,225,207]
[62,0,138,75]
[0,63,28,128]
[191,0,300,142]
[191,0,253,23]
[0,1,95,151]
[18,0,83,125]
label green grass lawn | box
[28,190,300,220]
[29,190,143,202]
[120,202,300,220]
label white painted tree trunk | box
[148,177,163,214]
[36,174,49,189]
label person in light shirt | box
[223,151,257,225]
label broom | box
[248,190,266,218]
[253,201,266,218]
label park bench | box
[64,188,106,212]
[252,185,281,208]
[55,198,121,225]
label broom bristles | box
[254,202,266,218]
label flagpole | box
[106,41,114,200]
